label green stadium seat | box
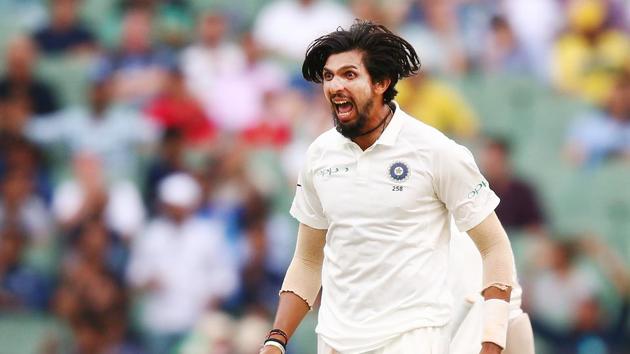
[0,314,71,354]
[444,74,629,266]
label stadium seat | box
[0,314,70,354]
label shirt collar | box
[374,101,404,146]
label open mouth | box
[333,99,355,122]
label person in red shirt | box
[144,68,217,147]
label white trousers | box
[317,326,449,354]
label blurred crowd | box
[0,0,628,354]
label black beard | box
[332,99,373,138]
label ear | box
[373,78,392,96]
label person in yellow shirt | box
[397,73,479,139]
[552,0,630,104]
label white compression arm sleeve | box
[467,212,515,291]
[467,212,516,348]
[279,223,326,309]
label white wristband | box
[263,340,286,354]
[482,298,510,349]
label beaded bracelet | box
[267,328,289,344]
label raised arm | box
[261,223,326,354]
[467,212,515,354]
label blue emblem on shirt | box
[389,161,409,182]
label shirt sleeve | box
[433,141,500,232]
[289,155,328,230]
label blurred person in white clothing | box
[253,0,353,62]
[0,168,53,244]
[502,0,562,81]
[127,172,238,354]
[52,153,146,240]
[27,77,159,182]
[180,11,247,130]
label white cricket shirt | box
[290,102,500,353]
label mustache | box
[330,94,353,102]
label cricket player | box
[260,21,517,354]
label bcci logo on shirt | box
[388,161,409,182]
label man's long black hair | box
[302,20,421,103]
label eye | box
[323,72,333,81]
[345,71,356,79]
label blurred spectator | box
[199,145,259,242]
[396,73,479,139]
[279,84,334,178]
[239,94,292,149]
[232,313,274,354]
[95,7,173,106]
[118,0,188,12]
[178,311,237,354]
[144,128,187,215]
[0,135,53,203]
[229,192,284,315]
[482,15,532,75]
[237,219,273,313]
[180,11,248,131]
[51,153,146,240]
[552,0,630,103]
[180,10,244,88]
[0,227,51,311]
[480,136,546,234]
[503,0,563,81]
[127,173,238,354]
[117,0,194,50]
[252,0,353,62]
[53,225,134,354]
[527,237,629,354]
[0,94,33,138]
[348,0,383,23]
[144,68,217,147]
[64,218,128,283]
[526,240,602,330]
[532,296,628,354]
[565,72,630,167]
[608,0,630,29]
[234,33,290,141]
[195,150,246,245]
[184,17,289,133]
[0,35,59,115]
[177,311,271,354]
[0,168,53,244]
[399,0,469,76]
[26,78,159,181]
[32,0,97,55]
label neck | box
[353,102,393,150]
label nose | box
[326,76,345,94]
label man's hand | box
[480,342,503,354]
[259,345,283,354]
